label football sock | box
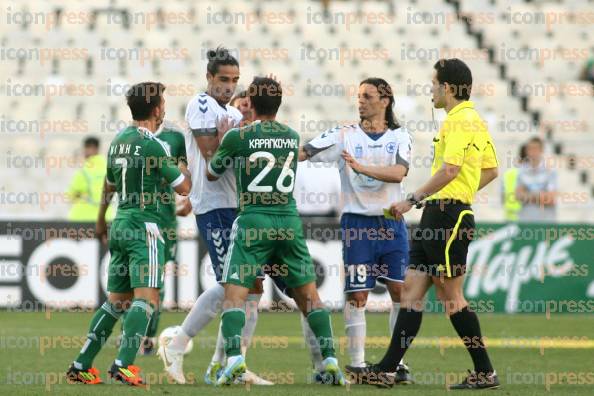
[116,299,154,367]
[74,301,123,370]
[344,303,366,367]
[449,306,494,374]
[221,308,246,357]
[167,326,192,353]
[378,308,423,372]
[241,293,261,356]
[389,302,400,334]
[306,309,336,359]
[389,302,405,367]
[300,313,324,371]
[181,283,224,337]
[211,323,225,363]
[146,288,165,338]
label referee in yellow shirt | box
[351,59,500,389]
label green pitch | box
[1,311,592,395]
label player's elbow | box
[444,164,461,180]
[391,174,404,183]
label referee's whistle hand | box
[390,200,412,220]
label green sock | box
[74,301,123,370]
[307,309,336,359]
[221,308,245,357]
[116,299,154,367]
[146,288,165,338]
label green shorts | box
[221,213,316,289]
[161,221,177,264]
[107,217,165,292]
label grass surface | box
[1,311,592,395]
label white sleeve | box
[185,96,218,136]
[395,130,412,169]
[303,126,343,163]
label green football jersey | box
[106,125,183,223]
[154,123,187,224]
[208,120,299,215]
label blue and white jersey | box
[304,124,412,216]
[185,92,243,215]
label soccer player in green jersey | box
[114,120,189,355]
[206,77,347,386]
[66,82,191,387]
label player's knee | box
[386,282,403,302]
[133,287,160,309]
[346,291,368,308]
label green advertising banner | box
[458,223,594,314]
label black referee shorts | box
[409,200,475,278]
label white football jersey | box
[304,124,412,216]
[185,92,243,214]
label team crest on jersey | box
[355,144,363,158]
[386,142,396,154]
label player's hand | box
[96,218,108,246]
[216,116,234,139]
[176,196,192,216]
[390,200,413,220]
[341,150,364,174]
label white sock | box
[240,293,261,357]
[300,313,324,372]
[211,323,225,363]
[344,303,366,367]
[389,301,404,366]
[167,326,192,353]
[227,354,243,367]
[181,283,225,338]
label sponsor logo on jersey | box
[386,142,396,154]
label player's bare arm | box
[341,150,407,183]
[516,184,556,207]
[206,168,218,181]
[194,116,233,160]
[298,145,309,162]
[96,177,116,245]
[478,167,498,190]
[390,162,460,218]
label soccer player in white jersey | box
[299,78,413,384]
[157,47,272,385]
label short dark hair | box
[247,77,282,116]
[84,136,100,148]
[433,58,472,100]
[359,77,400,130]
[125,82,165,121]
[207,46,239,76]
[230,90,248,107]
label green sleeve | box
[105,155,115,185]
[148,139,184,187]
[177,132,187,164]
[208,129,239,177]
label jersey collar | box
[136,125,156,138]
[447,100,474,116]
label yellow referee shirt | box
[428,101,498,204]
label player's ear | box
[443,82,452,97]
